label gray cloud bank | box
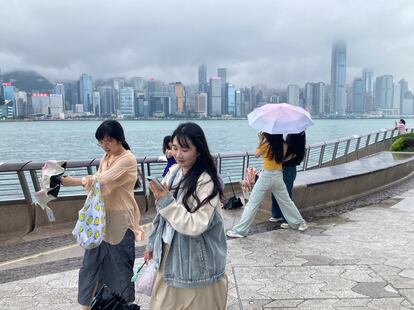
[1,0,414,88]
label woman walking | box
[227,132,307,238]
[269,132,306,228]
[145,122,228,310]
[61,120,144,309]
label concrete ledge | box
[1,152,414,239]
[259,151,414,214]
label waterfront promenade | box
[1,176,414,309]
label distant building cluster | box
[1,42,414,119]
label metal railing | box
[0,127,411,205]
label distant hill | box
[2,71,54,93]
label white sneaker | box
[280,223,290,229]
[298,222,308,232]
[269,217,283,223]
[226,230,245,238]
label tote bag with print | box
[72,181,106,249]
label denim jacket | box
[146,166,227,288]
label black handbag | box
[90,284,140,310]
[222,175,243,210]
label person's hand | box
[60,176,75,187]
[144,250,153,262]
[149,181,169,200]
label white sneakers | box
[280,222,308,232]
[226,230,245,238]
[298,222,309,231]
[269,217,284,223]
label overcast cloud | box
[1,0,414,88]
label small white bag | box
[72,181,106,249]
[134,262,157,296]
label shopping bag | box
[241,167,258,200]
[222,175,243,210]
[133,262,157,297]
[72,181,105,249]
[223,196,243,210]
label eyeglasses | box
[96,140,114,147]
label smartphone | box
[146,176,165,191]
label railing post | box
[374,132,380,153]
[87,165,93,175]
[303,146,310,171]
[17,171,32,204]
[355,137,361,160]
[365,135,370,147]
[30,169,41,192]
[218,153,222,174]
[318,144,326,168]
[241,154,246,180]
[332,142,339,165]
[344,140,351,162]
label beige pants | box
[149,244,228,310]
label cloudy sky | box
[1,0,414,88]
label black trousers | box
[78,229,135,306]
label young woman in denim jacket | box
[144,122,228,310]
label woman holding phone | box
[145,122,228,310]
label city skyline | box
[1,1,414,87]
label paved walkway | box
[1,189,414,309]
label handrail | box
[0,127,412,204]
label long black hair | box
[95,120,131,150]
[285,131,306,164]
[171,122,223,212]
[263,133,284,164]
[162,135,172,154]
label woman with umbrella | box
[269,131,306,227]
[226,131,308,238]
[227,103,311,238]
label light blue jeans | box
[232,170,305,236]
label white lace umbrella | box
[248,103,314,134]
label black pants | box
[78,229,135,306]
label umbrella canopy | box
[248,103,314,134]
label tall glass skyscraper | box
[330,42,347,114]
[352,78,364,113]
[79,73,93,112]
[198,64,207,92]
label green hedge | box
[390,134,414,152]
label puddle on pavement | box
[372,198,403,208]
[314,214,355,226]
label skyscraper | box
[119,87,135,116]
[98,86,114,116]
[170,82,186,114]
[375,75,393,110]
[131,77,145,92]
[330,42,347,114]
[79,73,93,112]
[217,68,227,87]
[194,92,208,116]
[362,69,373,112]
[55,83,65,110]
[352,78,364,113]
[225,83,235,115]
[113,78,125,113]
[287,84,300,106]
[92,91,101,116]
[208,77,222,116]
[198,64,207,92]
[304,83,313,110]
